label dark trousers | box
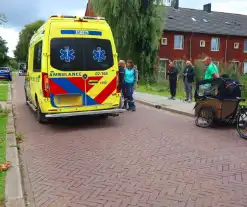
[169,79,177,97]
[123,82,135,108]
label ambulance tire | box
[36,99,47,124]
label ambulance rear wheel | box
[36,99,47,124]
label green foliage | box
[0,37,9,67]
[7,58,18,70]
[14,20,45,62]
[91,0,165,79]
[0,113,7,202]
[0,13,7,25]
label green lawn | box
[0,86,8,101]
[0,112,8,203]
[137,81,185,100]
[0,80,10,85]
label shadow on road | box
[23,105,121,131]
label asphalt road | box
[14,76,247,207]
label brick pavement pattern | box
[13,76,247,207]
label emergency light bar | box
[50,15,105,20]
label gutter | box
[225,35,230,65]
[189,32,194,60]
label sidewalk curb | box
[135,99,195,118]
[4,83,25,207]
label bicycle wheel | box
[236,108,247,139]
[195,107,214,128]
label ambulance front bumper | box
[45,108,126,118]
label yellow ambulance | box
[24,15,125,123]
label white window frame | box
[200,40,205,47]
[211,37,220,51]
[243,62,247,74]
[173,60,184,71]
[158,58,167,80]
[174,35,184,50]
[161,38,167,45]
[234,42,239,49]
[244,40,247,53]
[232,61,240,72]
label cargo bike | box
[194,76,247,139]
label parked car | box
[0,67,12,81]
[18,63,26,76]
[18,70,25,76]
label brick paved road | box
[13,76,247,207]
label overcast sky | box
[1,0,247,57]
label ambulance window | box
[33,41,42,72]
[50,38,114,71]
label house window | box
[158,58,167,80]
[232,61,240,72]
[173,60,184,72]
[200,40,205,47]
[244,40,247,52]
[33,41,42,72]
[161,38,167,45]
[174,35,184,49]
[234,42,239,49]
[211,37,220,51]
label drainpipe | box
[189,32,194,61]
[225,35,229,67]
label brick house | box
[85,1,247,76]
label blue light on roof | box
[60,30,102,36]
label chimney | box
[203,3,211,13]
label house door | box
[158,59,167,82]
[243,62,247,74]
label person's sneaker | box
[172,97,176,100]
[168,97,173,100]
[184,99,188,102]
[132,107,136,112]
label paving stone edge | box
[4,83,25,207]
[135,98,195,118]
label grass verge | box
[0,80,10,85]
[137,81,185,100]
[0,110,8,203]
[0,86,8,102]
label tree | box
[0,13,7,25]
[0,37,9,66]
[14,20,45,62]
[90,0,165,80]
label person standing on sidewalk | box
[167,61,178,100]
[123,60,136,111]
[183,60,195,102]
[118,60,126,108]
[118,60,126,92]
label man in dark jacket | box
[118,60,125,92]
[183,60,195,102]
[167,61,178,100]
